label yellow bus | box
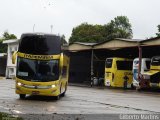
[143,56,160,88]
[104,57,133,88]
[12,33,69,100]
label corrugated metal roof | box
[115,38,142,42]
[70,42,97,46]
[68,38,141,51]
[93,38,141,47]
[140,36,160,43]
[3,39,19,44]
[0,53,7,57]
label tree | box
[0,31,17,53]
[104,16,133,40]
[156,25,160,37]
[69,16,133,43]
[69,23,106,43]
[2,32,17,40]
[60,35,67,45]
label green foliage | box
[0,39,7,53]
[60,35,67,45]
[156,25,160,37]
[0,112,23,120]
[0,31,17,53]
[69,23,106,43]
[3,32,17,40]
[69,16,133,43]
[105,16,133,40]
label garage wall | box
[69,51,91,83]
[142,46,160,58]
[69,47,139,84]
[0,57,7,76]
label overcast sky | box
[0,0,160,41]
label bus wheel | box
[61,91,65,97]
[19,94,26,99]
[61,83,67,97]
[131,84,135,90]
[55,85,61,100]
[136,86,142,91]
[55,95,60,100]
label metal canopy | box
[68,42,95,51]
[68,38,141,51]
[68,37,160,51]
[140,37,160,46]
[93,39,139,50]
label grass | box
[0,112,23,120]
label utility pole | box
[33,24,35,32]
[51,25,53,33]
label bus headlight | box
[17,82,22,86]
[51,85,56,88]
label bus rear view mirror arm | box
[12,51,17,64]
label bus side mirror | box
[12,51,17,64]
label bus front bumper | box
[16,84,60,96]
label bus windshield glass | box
[151,56,160,66]
[116,61,133,70]
[18,34,61,55]
[105,59,113,68]
[16,57,59,82]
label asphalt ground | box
[0,79,160,120]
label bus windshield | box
[16,57,59,82]
[105,59,113,68]
[19,34,61,55]
[151,56,160,66]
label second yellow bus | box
[104,57,133,88]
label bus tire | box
[61,92,65,97]
[131,84,135,90]
[19,94,26,99]
[55,85,62,100]
[61,83,67,97]
[136,86,141,91]
[55,95,60,100]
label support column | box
[138,45,142,81]
[91,49,94,87]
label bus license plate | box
[32,91,39,95]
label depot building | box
[2,36,160,83]
[68,37,160,84]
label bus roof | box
[21,33,58,37]
[19,33,61,55]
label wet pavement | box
[0,79,160,119]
